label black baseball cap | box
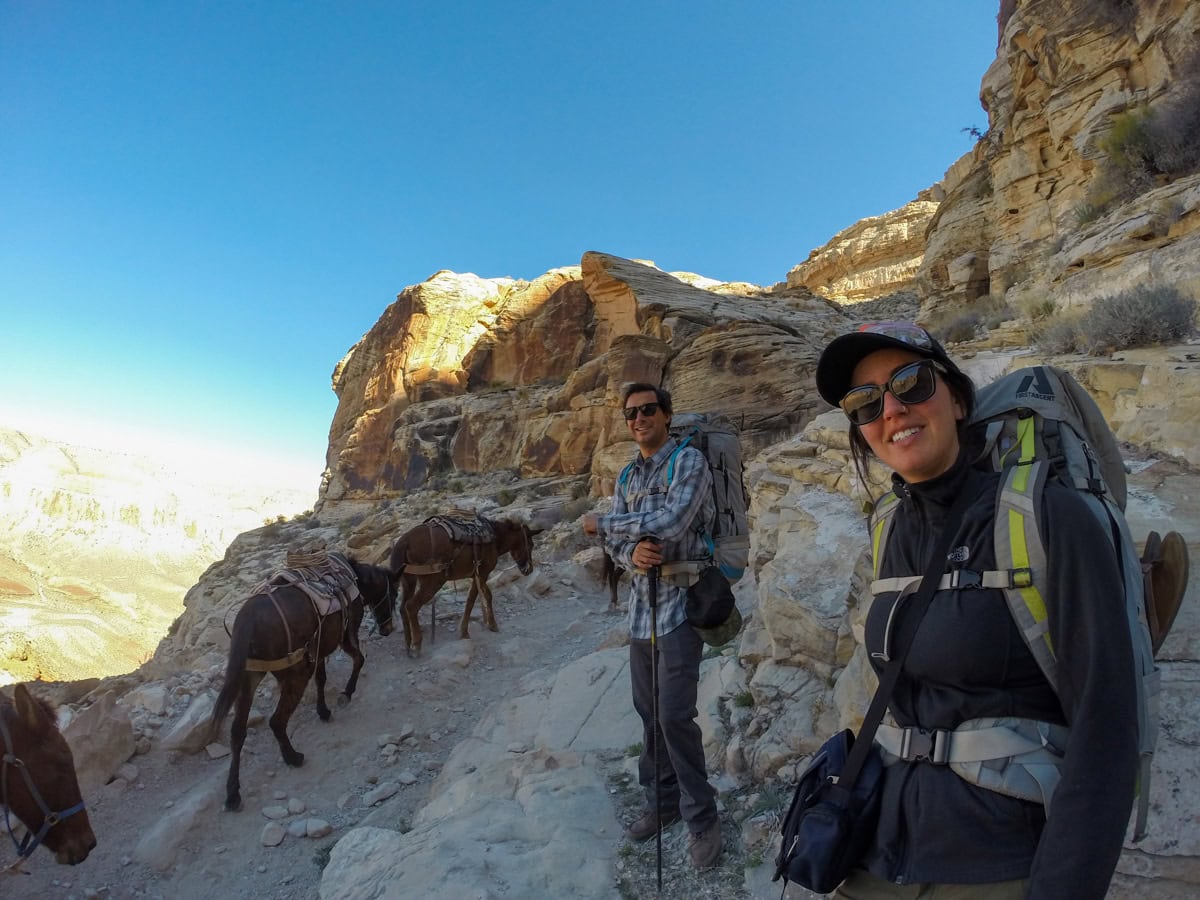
[816,321,953,407]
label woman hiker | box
[812,322,1137,899]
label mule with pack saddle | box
[387,514,539,657]
[210,547,396,812]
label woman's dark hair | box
[622,382,673,416]
[848,359,977,491]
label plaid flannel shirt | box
[600,438,715,640]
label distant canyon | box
[0,427,314,685]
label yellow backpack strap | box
[994,460,1057,691]
[869,491,902,581]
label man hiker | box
[581,382,723,870]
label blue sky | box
[1,2,997,491]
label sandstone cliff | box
[784,191,942,303]
[921,0,1200,314]
[788,1,1200,323]
[321,252,845,510]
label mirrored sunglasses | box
[856,321,936,351]
[840,359,944,426]
[622,402,661,421]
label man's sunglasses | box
[840,359,944,426]
[622,402,662,421]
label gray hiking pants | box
[629,621,717,834]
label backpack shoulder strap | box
[665,430,698,488]
[994,459,1058,691]
[617,457,638,507]
[869,490,903,582]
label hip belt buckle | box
[899,727,951,764]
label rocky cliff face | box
[921,0,1200,314]
[788,1,1200,320]
[321,252,847,509]
[784,192,942,303]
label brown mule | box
[1142,531,1190,655]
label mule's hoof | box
[318,707,332,722]
[224,796,243,813]
[285,752,305,768]
[337,693,351,708]
[487,623,499,633]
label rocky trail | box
[10,564,649,900]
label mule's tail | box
[211,611,252,731]
[387,538,409,579]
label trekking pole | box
[647,542,664,896]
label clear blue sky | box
[1,2,997,490]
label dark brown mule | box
[210,555,395,812]
[387,516,538,657]
[1,684,96,868]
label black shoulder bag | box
[772,487,973,895]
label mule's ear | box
[14,683,51,732]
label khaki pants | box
[832,870,1028,899]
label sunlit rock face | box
[785,195,942,303]
[919,0,1200,315]
[320,252,849,506]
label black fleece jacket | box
[860,453,1137,899]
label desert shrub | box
[1143,78,1200,179]
[495,488,516,507]
[1080,55,1200,218]
[981,300,1016,329]
[1033,315,1084,355]
[1076,285,1197,355]
[1099,107,1158,191]
[1015,293,1058,322]
[930,310,982,344]
[927,298,1014,345]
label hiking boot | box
[688,820,723,869]
[1149,531,1189,654]
[625,808,681,842]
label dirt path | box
[10,569,623,900]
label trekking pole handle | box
[642,536,661,609]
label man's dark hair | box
[622,382,673,416]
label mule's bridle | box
[0,711,87,863]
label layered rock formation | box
[920,0,1200,314]
[321,252,845,508]
[785,192,942,302]
[783,2,1200,321]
